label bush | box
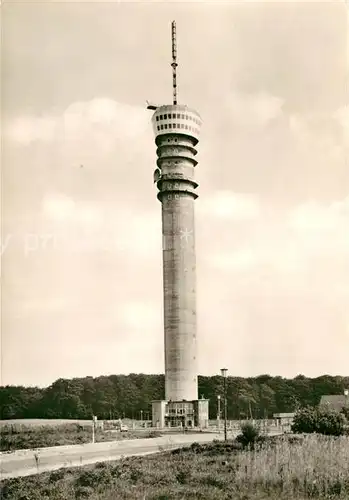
[49,470,65,481]
[236,422,261,448]
[317,409,346,436]
[146,430,162,438]
[291,406,346,436]
[76,470,102,488]
[190,441,202,453]
[291,407,318,434]
[175,465,192,484]
[341,406,349,420]
[75,486,94,499]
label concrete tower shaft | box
[151,104,202,402]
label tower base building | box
[152,398,209,429]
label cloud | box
[289,197,349,230]
[226,90,284,129]
[3,97,161,261]
[5,98,152,149]
[289,111,344,157]
[118,302,161,331]
[63,98,150,141]
[42,193,102,227]
[203,196,349,279]
[42,194,76,221]
[197,191,261,220]
[21,297,71,314]
[206,248,257,272]
[39,192,161,259]
[118,212,161,258]
[6,115,57,145]
[288,197,349,256]
[335,105,349,146]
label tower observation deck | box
[149,22,208,429]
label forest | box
[1,374,348,421]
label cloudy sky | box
[1,0,348,387]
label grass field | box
[1,434,348,499]
[0,418,152,428]
[0,423,162,452]
[0,419,95,427]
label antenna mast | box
[171,21,178,105]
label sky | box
[1,0,348,388]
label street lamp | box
[217,395,221,430]
[220,368,228,441]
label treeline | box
[1,374,348,421]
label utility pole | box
[220,368,228,441]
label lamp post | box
[92,415,97,444]
[220,368,228,441]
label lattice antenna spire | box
[171,21,178,105]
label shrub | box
[175,465,192,484]
[236,422,261,448]
[190,441,202,453]
[129,465,144,483]
[291,406,346,436]
[75,486,94,499]
[291,407,318,434]
[341,406,349,420]
[203,440,242,456]
[317,408,346,436]
[76,470,101,488]
[49,470,65,481]
[146,430,162,438]
[203,474,226,488]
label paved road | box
[0,432,226,480]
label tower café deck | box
[151,104,202,145]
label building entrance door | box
[166,415,185,427]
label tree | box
[238,389,256,420]
[1,374,349,422]
[292,406,346,436]
[259,384,276,418]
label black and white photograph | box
[1,1,348,498]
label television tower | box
[149,22,208,428]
